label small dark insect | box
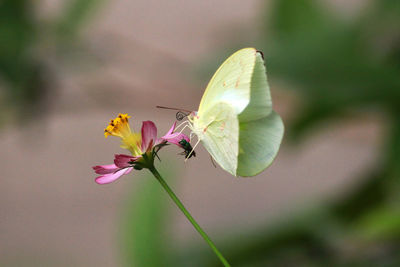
[179,139,196,159]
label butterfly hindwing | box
[200,103,239,176]
[237,111,284,176]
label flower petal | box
[162,132,190,147]
[165,121,176,136]
[159,122,190,147]
[95,167,133,184]
[141,121,157,152]
[92,164,119,175]
[114,154,139,168]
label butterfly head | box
[187,111,199,122]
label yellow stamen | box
[103,113,143,156]
[104,114,131,138]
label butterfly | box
[185,48,284,177]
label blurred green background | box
[1,0,399,266]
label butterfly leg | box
[177,123,195,138]
[175,120,189,131]
[209,155,217,168]
[179,125,190,134]
[184,138,200,162]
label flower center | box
[104,114,131,138]
[104,114,143,156]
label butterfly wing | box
[236,49,284,176]
[199,103,238,176]
[198,48,263,118]
[238,50,272,122]
[237,111,284,176]
[194,48,259,175]
[194,47,283,177]
[201,109,283,177]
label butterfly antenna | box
[156,106,192,121]
[156,106,192,113]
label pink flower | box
[159,121,190,147]
[93,154,136,184]
[93,114,190,184]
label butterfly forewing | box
[238,52,273,122]
[198,48,258,117]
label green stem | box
[149,166,231,267]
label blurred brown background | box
[1,0,398,266]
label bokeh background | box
[1,0,399,266]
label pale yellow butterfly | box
[186,48,284,176]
